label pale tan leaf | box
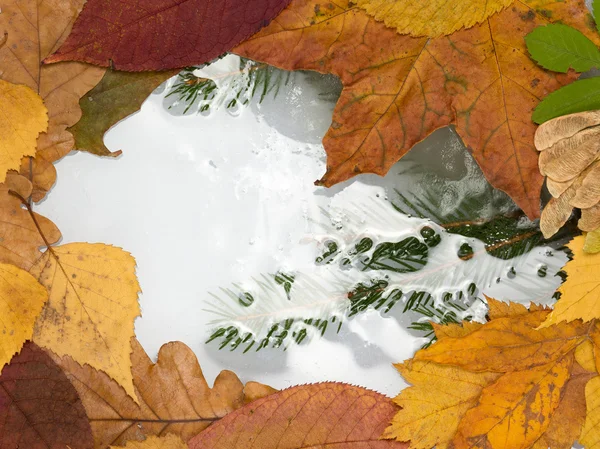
[535,110,600,151]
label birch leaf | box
[31,243,141,402]
[580,375,600,449]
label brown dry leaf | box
[382,360,500,449]
[188,382,407,449]
[0,182,60,270]
[110,435,187,449]
[535,110,600,150]
[54,339,276,448]
[580,203,600,232]
[0,79,48,182]
[31,243,141,402]
[572,162,600,208]
[387,302,600,449]
[540,178,579,238]
[0,0,105,200]
[234,0,597,219]
[546,177,576,198]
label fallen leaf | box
[110,435,187,449]
[540,235,600,326]
[0,342,93,448]
[45,0,293,71]
[382,360,501,449]
[0,0,106,200]
[234,0,596,219]
[54,339,275,448]
[0,264,47,370]
[30,243,141,402]
[580,375,600,449]
[452,357,571,449]
[355,0,512,38]
[0,79,48,182]
[0,183,61,270]
[387,299,600,449]
[585,229,600,254]
[188,382,407,449]
[70,70,177,156]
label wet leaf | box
[0,80,47,182]
[0,264,47,371]
[71,70,177,157]
[0,0,105,200]
[0,342,93,448]
[31,243,141,402]
[110,435,187,449]
[54,339,275,448]
[354,0,512,38]
[541,235,600,326]
[45,0,293,71]
[235,0,596,219]
[188,382,407,449]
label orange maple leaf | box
[234,0,597,218]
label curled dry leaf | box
[70,70,177,157]
[0,0,105,200]
[31,243,141,402]
[540,235,600,327]
[0,342,93,449]
[0,80,47,182]
[45,0,293,70]
[535,110,600,249]
[386,298,600,449]
[54,339,276,448]
[188,382,407,449]
[0,263,47,371]
[234,0,596,219]
[110,435,187,449]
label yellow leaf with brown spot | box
[541,236,600,327]
[31,243,141,401]
[0,80,47,182]
[452,357,571,449]
[355,0,513,38]
[580,375,600,449]
[54,339,276,448]
[0,0,105,200]
[110,435,187,449]
[0,263,47,370]
[234,0,597,219]
[383,360,500,449]
[576,340,597,373]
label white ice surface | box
[36,56,566,396]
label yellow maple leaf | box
[0,79,47,182]
[110,434,187,449]
[355,0,513,38]
[541,235,600,327]
[0,263,47,369]
[30,243,141,401]
[581,376,600,449]
[383,360,500,449]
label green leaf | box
[594,0,600,33]
[525,24,600,73]
[70,69,176,156]
[533,77,600,124]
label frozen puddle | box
[37,55,567,395]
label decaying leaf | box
[535,110,600,244]
[188,382,407,449]
[0,342,93,448]
[386,298,600,449]
[70,70,178,156]
[0,0,105,200]
[54,339,275,448]
[234,0,596,219]
[45,0,293,70]
[355,0,512,38]
[540,235,600,327]
[110,435,187,449]
[0,182,61,270]
[0,263,47,371]
[0,80,47,182]
[31,243,141,402]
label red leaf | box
[188,382,408,448]
[0,342,92,449]
[44,0,293,71]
